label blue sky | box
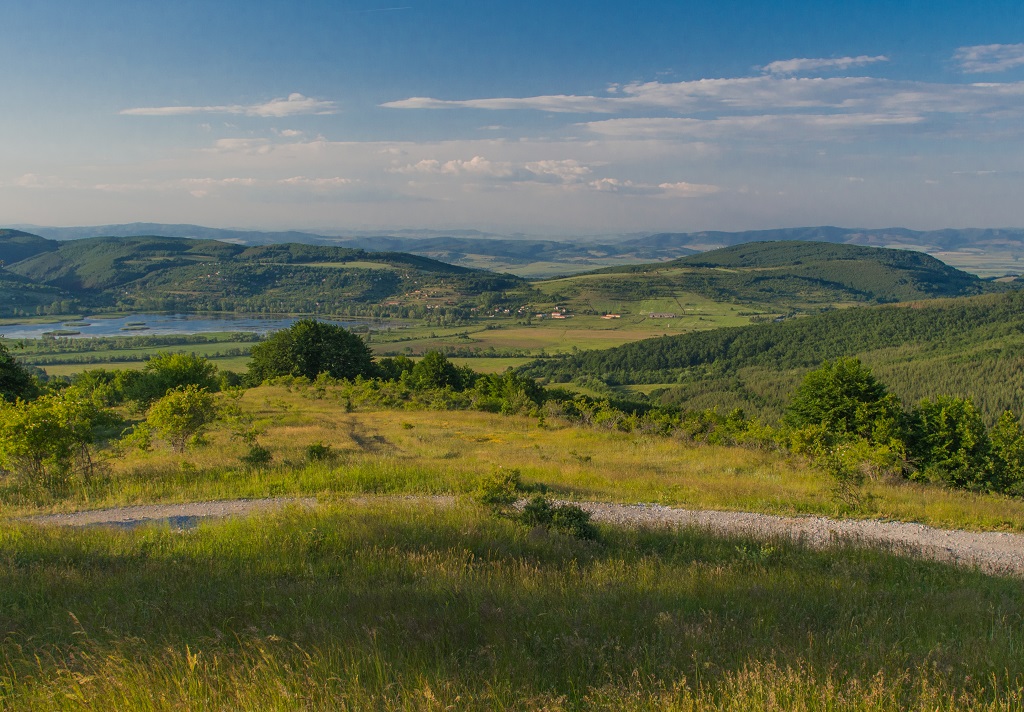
[3,0,1024,234]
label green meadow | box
[2,499,1023,710]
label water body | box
[0,314,389,340]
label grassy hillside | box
[8,235,243,290]
[520,290,1024,423]
[4,387,1024,708]
[4,500,1022,710]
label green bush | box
[120,352,219,404]
[476,468,524,509]
[240,444,273,469]
[785,357,903,443]
[519,494,599,541]
[248,319,375,383]
[305,442,334,462]
[0,390,114,492]
[145,385,218,452]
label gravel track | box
[575,502,1024,577]
[18,496,1024,577]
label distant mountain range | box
[13,223,1024,277]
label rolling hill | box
[529,241,999,319]
[0,232,525,318]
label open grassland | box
[5,385,1024,534]
[2,501,1023,710]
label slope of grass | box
[1,501,1022,710]
[5,386,1024,533]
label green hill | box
[0,229,59,266]
[8,235,243,291]
[530,241,998,320]
[520,290,1024,424]
[1,233,526,317]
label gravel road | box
[19,496,1024,577]
[575,502,1024,577]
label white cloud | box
[278,176,357,187]
[525,159,592,183]
[382,75,1024,118]
[381,94,617,113]
[954,44,1024,73]
[209,138,275,154]
[657,181,721,197]
[586,178,720,196]
[761,55,889,75]
[581,113,924,138]
[394,156,592,184]
[121,93,338,117]
[14,173,67,189]
[588,178,657,194]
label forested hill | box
[519,291,1024,423]
[0,233,525,317]
[0,229,59,265]
[561,240,997,308]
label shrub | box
[0,390,113,491]
[240,444,273,469]
[785,358,902,444]
[145,385,218,452]
[0,342,37,403]
[305,442,334,462]
[910,396,994,490]
[476,468,523,509]
[990,410,1024,494]
[120,352,219,404]
[519,494,599,541]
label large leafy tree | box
[785,357,902,443]
[0,342,36,403]
[910,396,994,490]
[120,352,219,403]
[248,319,375,382]
[405,351,473,391]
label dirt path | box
[19,496,1024,577]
